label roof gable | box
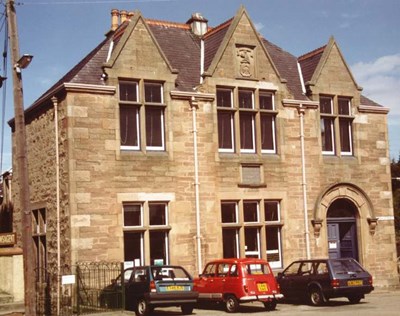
[103,11,176,75]
[300,37,361,90]
[203,6,282,82]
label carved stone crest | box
[236,45,255,78]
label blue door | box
[327,219,358,260]
[326,198,359,260]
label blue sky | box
[0,0,399,173]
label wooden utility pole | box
[6,0,36,314]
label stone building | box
[10,6,398,289]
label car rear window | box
[246,263,271,275]
[151,267,191,281]
[330,259,365,274]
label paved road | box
[3,289,399,316]
[145,289,400,316]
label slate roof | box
[298,45,325,84]
[23,9,384,119]
[147,20,201,92]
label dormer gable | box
[299,36,362,96]
[103,10,177,77]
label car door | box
[196,263,219,299]
[278,261,302,297]
[125,267,149,310]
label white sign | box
[62,274,76,285]
[328,241,337,249]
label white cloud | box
[351,54,400,116]
[254,21,264,32]
[351,54,400,158]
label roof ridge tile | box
[203,17,233,39]
[298,45,326,61]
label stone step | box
[0,294,12,305]
[0,301,25,315]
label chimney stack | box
[187,13,208,36]
[120,10,128,23]
[111,9,119,31]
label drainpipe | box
[190,96,202,273]
[200,39,204,84]
[52,97,61,314]
[298,104,311,260]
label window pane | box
[124,232,143,264]
[240,112,255,151]
[243,201,258,222]
[264,201,279,222]
[124,204,142,226]
[119,82,138,102]
[217,89,232,108]
[261,114,275,151]
[150,231,168,265]
[221,203,237,223]
[145,83,162,103]
[338,98,351,115]
[340,118,352,153]
[238,90,253,109]
[259,92,273,110]
[218,111,234,150]
[320,96,333,114]
[146,106,164,149]
[149,203,167,226]
[321,117,334,153]
[222,229,239,258]
[245,227,260,258]
[120,105,139,148]
[266,226,281,262]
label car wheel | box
[309,287,324,306]
[263,300,277,311]
[181,304,194,315]
[348,294,362,304]
[135,298,149,316]
[225,295,239,313]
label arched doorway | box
[327,199,358,260]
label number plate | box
[347,280,363,286]
[166,285,184,291]
[257,283,268,291]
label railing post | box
[121,262,125,310]
[76,265,80,315]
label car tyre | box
[225,295,239,313]
[135,298,150,316]
[263,300,277,311]
[348,294,362,304]
[181,304,194,315]
[309,287,324,306]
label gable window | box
[119,80,165,152]
[217,88,235,152]
[123,202,170,265]
[217,87,277,154]
[320,96,335,155]
[338,97,353,155]
[239,89,256,153]
[319,95,353,156]
[259,91,277,153]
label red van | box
[194,258,283,313]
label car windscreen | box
[246,263,271,275]
[151,267,191,281]
[330,259,365,274]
